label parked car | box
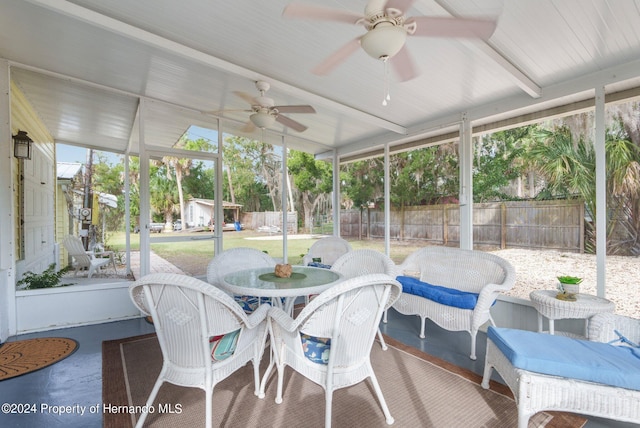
[149,223,164,233]
[173,220,182,231]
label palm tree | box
[162,156,192,227]
[150,165,179,227]
[527,122,640,255]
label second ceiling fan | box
[228,81,316,133]
[283,0,497,82]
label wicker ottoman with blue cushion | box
[482,326,640,427]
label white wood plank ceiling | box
[1,0,640,158]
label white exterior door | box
[17,149,56,277]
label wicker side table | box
[529,290,615,338]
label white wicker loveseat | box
[482,313,640,427]
[391,246,516,359]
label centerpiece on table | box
[556,275,583,301]
[274,263,293,278]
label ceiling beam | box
[25,0,407,135]
[473,42,542,98]
[336,58,640,159]
[428,0,541,98]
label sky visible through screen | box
[55,126,220,165]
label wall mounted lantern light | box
[13,130,33,160]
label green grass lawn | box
[105,229,425,275]
[107,230,316,261]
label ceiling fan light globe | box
[361,24,407,60]
[250,112,276,129]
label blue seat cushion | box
[488,326,640,391]
[234,295,272,314]
[396,275,480,310]
[307,261,332,269]
[300,334,331,364]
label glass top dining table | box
[222,265,343,314]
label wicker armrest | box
[589,312,640,344]
[245,303,270,329]
[268,306,297,332]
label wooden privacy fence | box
[241,211,298,233]
[341,200,585,253]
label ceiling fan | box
[221,81,316,133]
[283,0,497,82]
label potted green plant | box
[556,275,582,300]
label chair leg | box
[136,375,164,428]
[325,388,333,428]
[251,357,261,397]
[517,409,532,428]
[259,359,274,399]
[481,362,493,389]
[205,387,213,428]
[377,328,388,351]
[275,363,284,404]
[367,370,394,425]
[469,330,478,360]
[419,316,426,339]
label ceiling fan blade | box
[276,114,307,132]
[273,105,316,114]
[312,37,362,76]
[283,3,363,25]
[241,120,256,133]
[408,16,497,40]
[385,0,416,13]
[233,91,257,105]
[390,45,417,82]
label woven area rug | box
[0,337,78,381]
[103,334,587,428]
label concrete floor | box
[0,310,635,428]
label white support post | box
[214,118,223,255]
[282,137,288,262]
[0,60,10,272]
[595,86,606,298]
[138,99,150,277]
[333,151,340,236]
[384,144,390,256]
[124,152,131,275]
[0,59,14,340]
[459,114,473,250]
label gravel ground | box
[97,247,639,318]
[490,248,640,318]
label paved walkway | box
[128,251,185,280]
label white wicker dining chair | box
[265,273,402,428]
[129,273,270,428]
[302,236,352,267]
[206,247,276,313]
[330,249,399,350]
